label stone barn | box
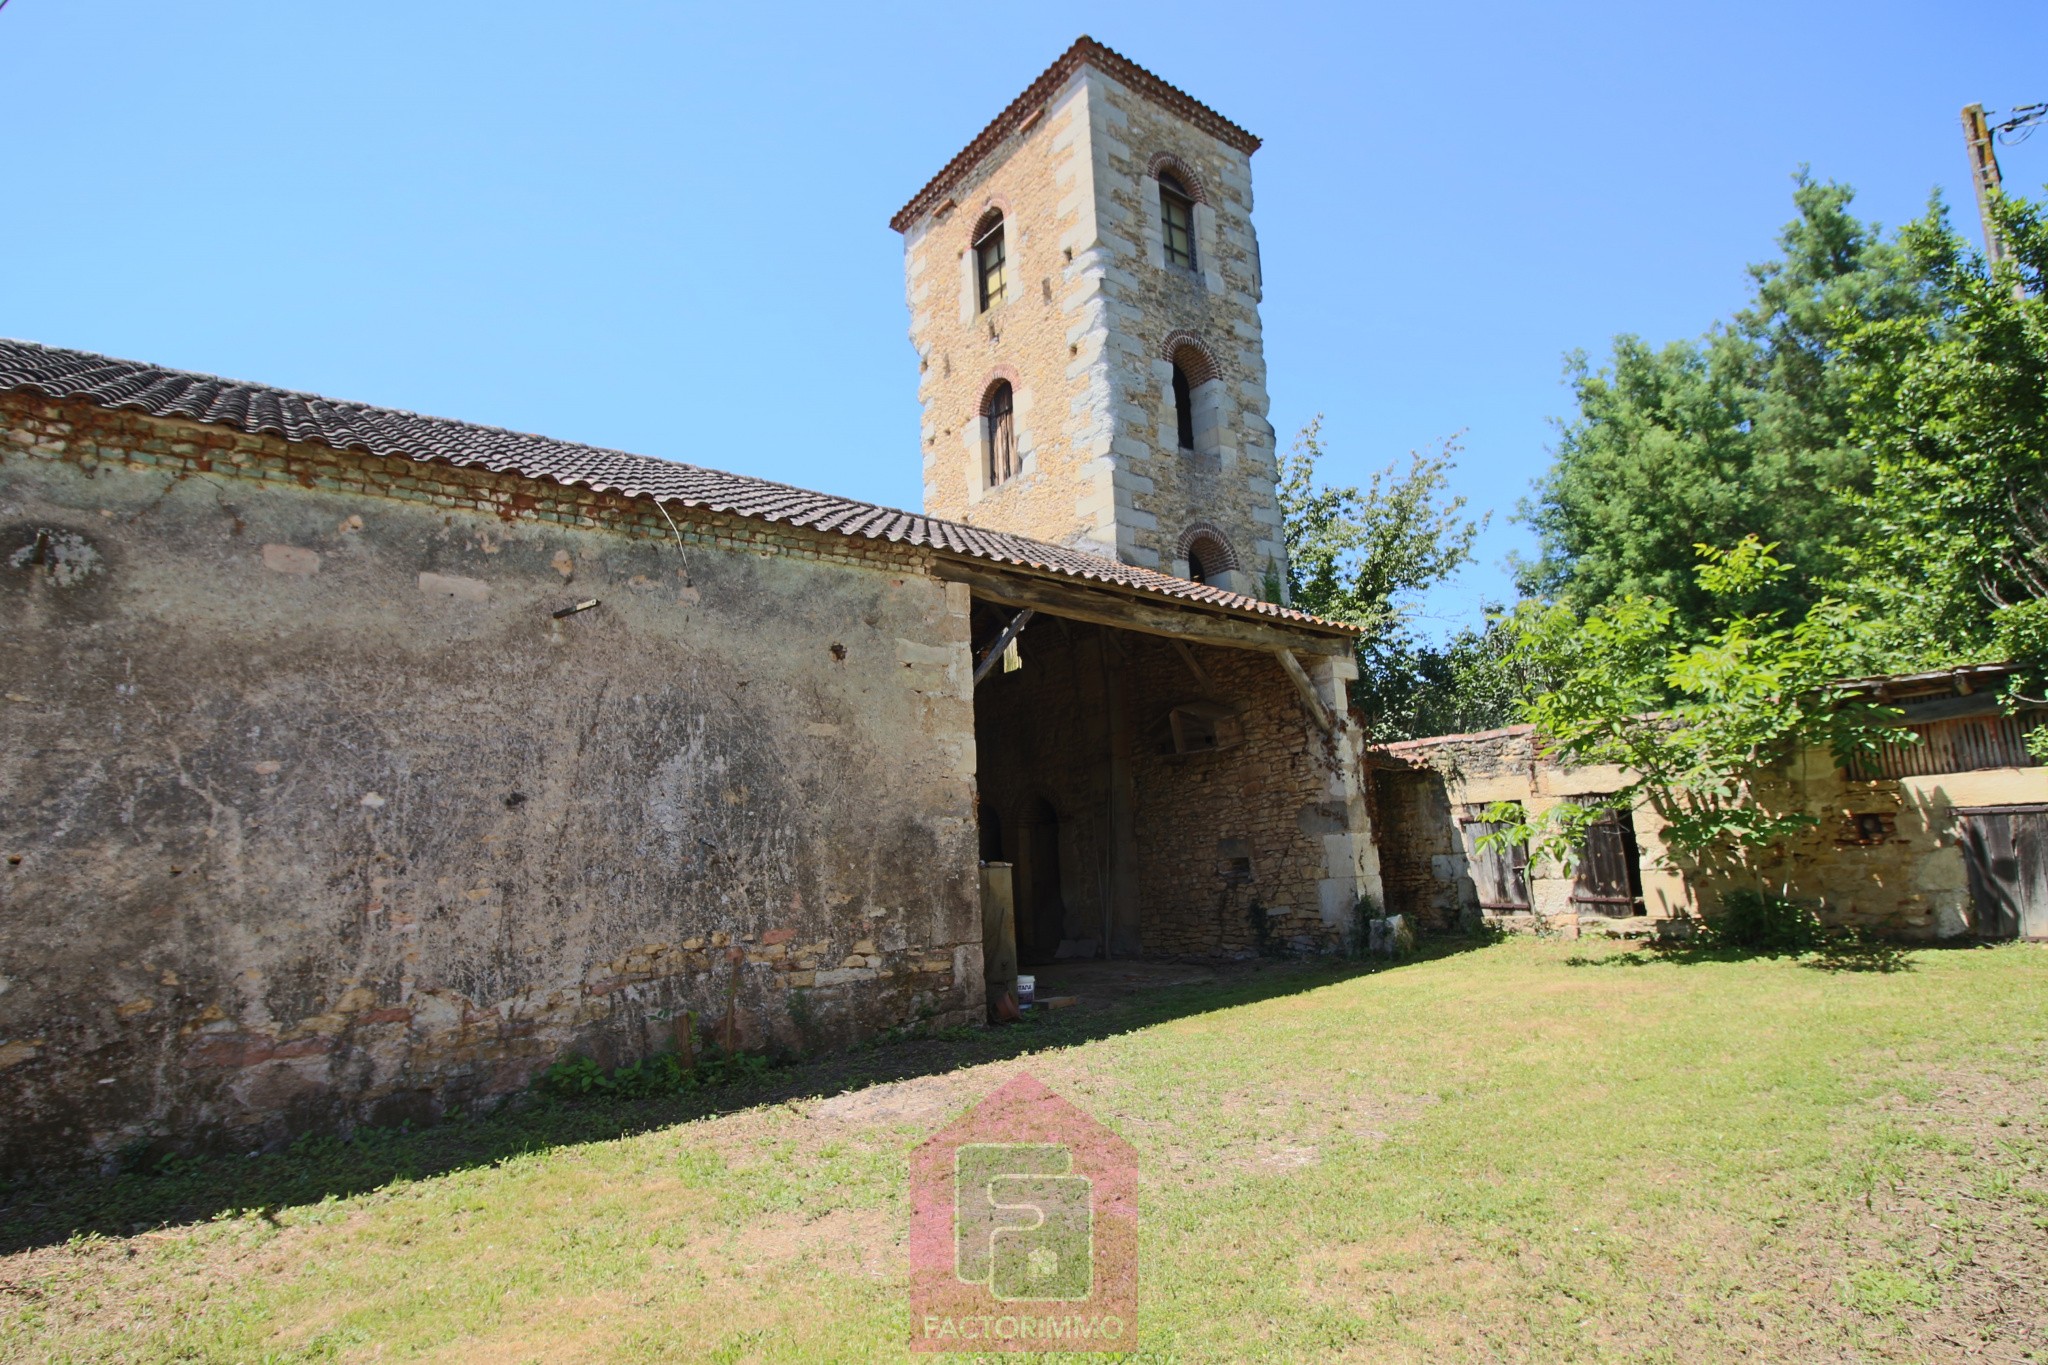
[0,38,1383,1172]
[0,339,1372,1173]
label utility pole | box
[1962,102,2045,272]
[1961,104,2009,265]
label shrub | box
[1703,889,1825,952]
[534,1048,773,1103]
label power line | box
[1994,103,2047,146]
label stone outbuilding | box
[1370,664,2048,941]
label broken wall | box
[0,396,982,1172]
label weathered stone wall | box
[1375,728,1685,937]
[1086,70,1279,587]
[0,396,982,1172]
[900,62,1282,594]
[1766,750,2046,939]
[1129,639,1349,955]
[1375,725,2048,940]
[904,71,1107,556]
[1370,767,1463,933]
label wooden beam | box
[1171,639,1216,697]
[973,607,1036,686]
[932,559,1354,656]
[1273,647,1334,733]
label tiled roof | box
[889,36,1260,233]
[0,339,1350,633]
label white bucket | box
[1016,974,1036,1007]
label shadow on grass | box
[1565,935,1920,975]
[0,936,1489,1256]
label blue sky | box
[4,1,2043,635]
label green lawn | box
[5,937,2046,1362]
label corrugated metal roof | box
[1853,712,2047,779]
[0,339,1351,634]
[1835,662,2015,696]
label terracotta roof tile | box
[889,36,1259,233]
[0,339,1352,634]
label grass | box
[4,937,2046,1362]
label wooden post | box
[1100,630,1143,957]
[1171,638,1217,697]
[973,608,1036,686]
[1963,104,2010,266]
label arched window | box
[1165,336,1219,458]
[984,380,1017,487]
[973,211,1007,311]
[1171,363,1195,451]
[1180,526,1237,586]
[1159,172,1195,269]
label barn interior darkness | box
[968,597,1338,972]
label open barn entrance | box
[1016,797,1066,965]
[950,563,1373,1016]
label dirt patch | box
[1301,1227,1531,1363]
[1133,1077,1437,1186]
[716,1205,899,1281]
[806,1073,981,1131]
[1816,1057,2048,1360]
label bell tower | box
[892,37,1285,598]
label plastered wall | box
[0,397,983,1171]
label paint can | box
[1016,974,1035,1007]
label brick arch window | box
[1164,334,1220,456]
[971,208,1007,311]
[1178,525,1239,585]
[982,378,1017,487]
[1163,332,1219,385]
[1146,153,1209,205]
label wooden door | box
[1458,809,1531,911]
[1572,806,1645,917]
[1958,805,2048,941]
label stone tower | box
[892,37,1283,598]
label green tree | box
[1521,175,1936,633]
[1278,417,1484,631]
[1481,539,1899,880]
[1277,418,1500,741]
[1352,612,1541,743]
[1837,188,2048,658]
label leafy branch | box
[1477,538,1904,879]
